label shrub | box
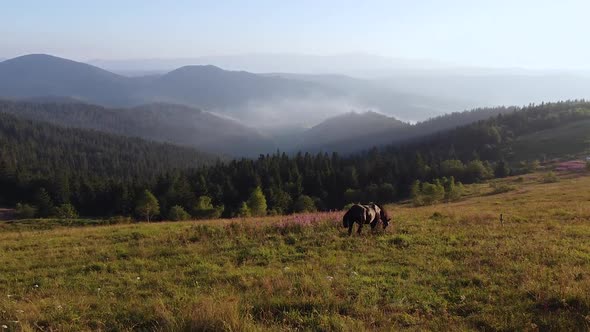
[541,171,559,183]
[106,216,133,225]
[293,195,316,213]
[237,202,251,218]
[168,205,191,221]
[444,176,464,202]
[421,182,444,205]
[489,181,516,194]
[54,203,78,219]
[192,196,223,219]
[15,203,37,219]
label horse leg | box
[370,219,378,230]
[357,222,364,235]
[348,222,354,236]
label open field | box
[1,172,590,331]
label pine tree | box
[410,180,423,207]
[237,202,251,218]
[35,188,54,218]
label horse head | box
[378,205,392,228]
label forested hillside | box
[299,105,519,153]
[0,112,219,214]
[1,101,589,219]
[0,100,275,156]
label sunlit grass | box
[1,172,589,331]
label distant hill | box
[300,111,408,149]
[138,65,319,110]
[297,106,518,154]
[0,54,136,106]
[0,100,275,157]
[0,54,464,124]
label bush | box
[193,196,223,219]
[237,202,251,218]
[54,203,79,219]
[489,181,516,194]
[443,176,464,202]
[168,205,191,221]
[106,216,133,225]
[15,203,37,219]
[421,182,445,205]
[293,195,316,213]
[541,171,559,183]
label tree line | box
[1,100,589,220]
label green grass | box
[1,172,590,331]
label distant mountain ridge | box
[300,111,408,148]
[0,54,465,123]
[0,54,136,106]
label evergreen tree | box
[35,188,54,218]
[247,187,267,217]
[410,180,423,207]
[55,203,78,219]
[237,202,251,218]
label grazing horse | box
[342,203,391,235]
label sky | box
[2,0,590,69]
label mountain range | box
[0,54,460,124]
[3,53,590,157]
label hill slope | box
[0,171,589,331]
[297,105,518,153]
[0,54,136,105]
[0,100,275,157]
[0,111,217,180]
[300,111,408,148]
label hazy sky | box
[2,0,590,69]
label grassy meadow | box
[1,171,590,331]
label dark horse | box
[342,203,391,235]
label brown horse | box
[342,203,391,235]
